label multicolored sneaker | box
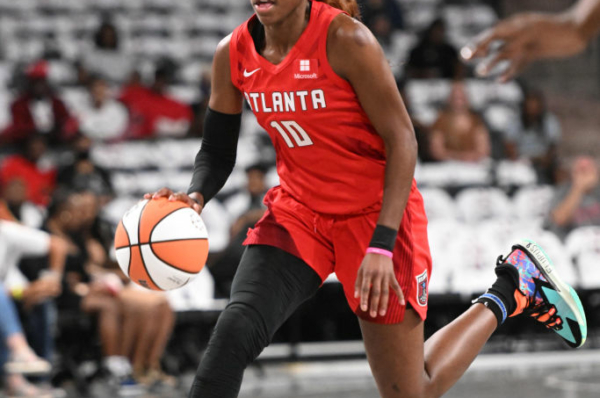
[499,239,587,348]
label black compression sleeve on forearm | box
[187,108,242,204]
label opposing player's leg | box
[360,240,587,398]
[189,244,322,398]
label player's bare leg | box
[361,241,587,398]
[361,306,495,398]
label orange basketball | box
[114,198,209,291]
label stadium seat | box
[476,218,540,259]
[455,187,512,224]
[168,85,199,104]
[518,230,578,287]
[496,161,538,187]
[494,82,524,104]
[415,161,492,188]
[166,267,217,312]
[512,185,555,225]
[565,226,600,289]
[446,225,497,295]
[418,187,456,221]
[427,220,461,294]
[483,104,518,133]
[0,89,11,132]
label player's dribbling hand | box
[461,13,588,82]
[144,187,204,214]
[354,254,405,318]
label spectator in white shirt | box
[0,220,68,397]
[82,21,133,83]
[76,77,128,142]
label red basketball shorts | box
[243,182,432,324]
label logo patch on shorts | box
[416,270,428,307]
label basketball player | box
[145,1,587,397]
[462,0,600,81]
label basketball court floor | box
[64,348,600,398]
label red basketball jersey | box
[230,1,389,215]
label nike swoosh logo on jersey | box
[243,68,261,77]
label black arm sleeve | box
[187,108,242,204]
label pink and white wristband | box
[366,247,393,259]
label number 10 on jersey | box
[270,121,314,148]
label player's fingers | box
[354,269,363,299]
[360,271,372,313]
[152,187,173,199]
[143,193,153,199]
[191,202,202,214]
[169,192,194,206]
[466,17,523,60]
[369,275,383,318]
[498,55,528,83]
[391,278,405,306]
[462,30,497,60]
[378,277,390,317]
[475,46,516,77]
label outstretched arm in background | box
[462,0,600,81]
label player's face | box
[251,0,305,26]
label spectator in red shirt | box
[0,135,57,207]
[0,61,78,147]
[119,67,192,139]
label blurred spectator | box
[406,18,464,80]
[75,76,128,142]
[397,79,434,162]
[504,89,560,184]
[370,14,394,48]
[188,71,212,137]
[0,135,57,207]
[429,82,490,162]
[45,191,175,388]
[547,156,600,239]
[0,179,44,228]
[360,0,404,31]
[0,284,52,398]
[0,61,78,146]
[57,136,114,206]
[0,208,69,397]
[120,67,193,139]
[224,163,269,223]
[211,164,269,297]
[82,20,133,83]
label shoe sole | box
[514,239,587,348]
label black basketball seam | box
[147,206,207,275]
[148,207,193,243]
[120,237,207,248]
[127,200,149,276]
[137,201,162,289]
[148,242,204,275]
[116,219,133,251]
[179,277,192,289]
[138,245,163,289]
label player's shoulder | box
[215,33,233,59]
[327,13,378,52]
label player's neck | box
[262,1,310,60]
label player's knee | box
[210,302,270,366]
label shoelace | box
[496,254,563,331]
[526,299,563,330]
